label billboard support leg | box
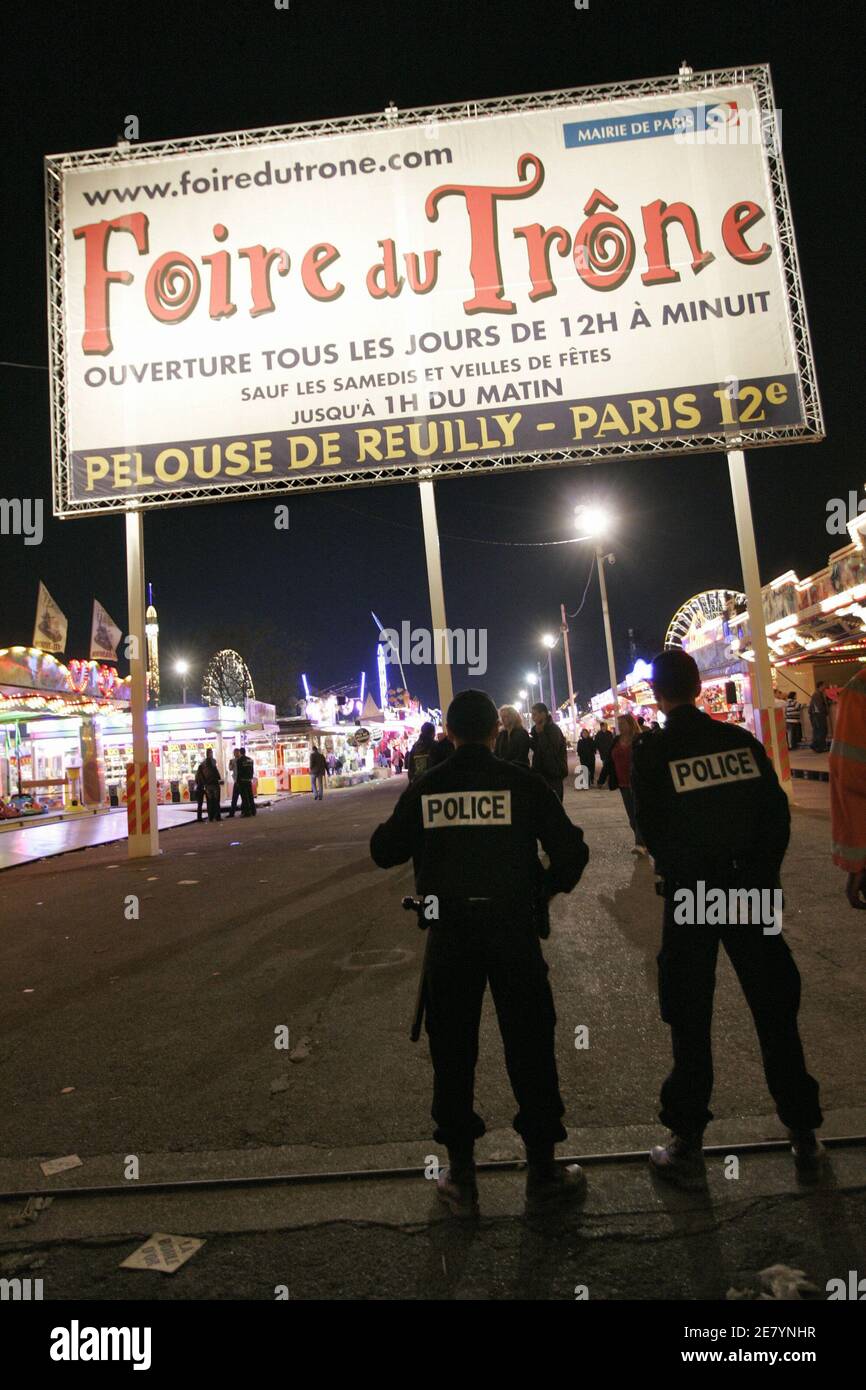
[727,448,793,798]
[125,508,160,857]
[418,479,454,716]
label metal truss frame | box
[45,64,824,519]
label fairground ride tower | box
[145,582,160,707]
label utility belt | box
[655,855,778,897]
[427,894,549,936]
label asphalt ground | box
[0,773,863,1301]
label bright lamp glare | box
[175,660,189,676]
[542,633,556,648]
[575,505,611,536]
[525,672,537,684]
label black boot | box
[649,1132,706,1187]
[788,1130,827,1184]
[525,1143,587,1213]
[436,1146,479,1219]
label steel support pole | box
[727,449,792,796]
[418,479,453,715]
[561,603,578,743]
[125,509,160,857]
[596,544,619,716]
[547,646,557,714]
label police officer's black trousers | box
[657,898,822,1137]
[424,913,567,1151]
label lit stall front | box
[665,592,753,726]
[730,527,866,693]
[587,660,658,726]
[679,523,866,732]
[0,649,281,814]
[0,648,131,815]
[274,686,430,792]
[100,701,278,804]
[278,692,376,791]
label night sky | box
[1,0,859,712]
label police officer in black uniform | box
[370,689,589,1217]
[631,650,823,1185]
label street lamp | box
[175,659,190,705]
[525,668,544,707]
[574,505,620,718]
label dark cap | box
[446,689,500,742]
[651,649,701,702]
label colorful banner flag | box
[32,581,67,653]
[90,599,122,662]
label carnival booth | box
[672,520,866,735]
[100,701,278,805]
[588,666,657,729]
[728,522,866,701]
[0,648,286,816]
[664,593,753,726]
[0,648,130,817]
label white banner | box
[32,581,67,653]
[48,68,820,514]
[90,599,122,662]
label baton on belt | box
[402,896,430,1043]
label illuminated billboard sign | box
[46,65,821,517]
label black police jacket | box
[630,704,790,887]
[370,743,588,908]
[494,725,531,767]
[530,720,568,784]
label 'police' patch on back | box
[669,747,760,793]
[422,791,512,828]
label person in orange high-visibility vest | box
[829,667,866,908]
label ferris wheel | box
[664,590,746,650]
[201,649,255,707]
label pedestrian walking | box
[309,745,328,800]
[598,713,648,854]
[370,690,589,1218]
[228,747,243,817]
[576,728,597,787]
[785,692,803,750]
[237,746,256,816]
[594,721,615,772]
[829,666,866,908]
[407,722,437,782]
[495,705,531,767]
[808,681,830,752]
[631,649,823,1186]
[529,702,569,801]
[429,730,455,767]
[195,748,223,822]
[194,762,207,821]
